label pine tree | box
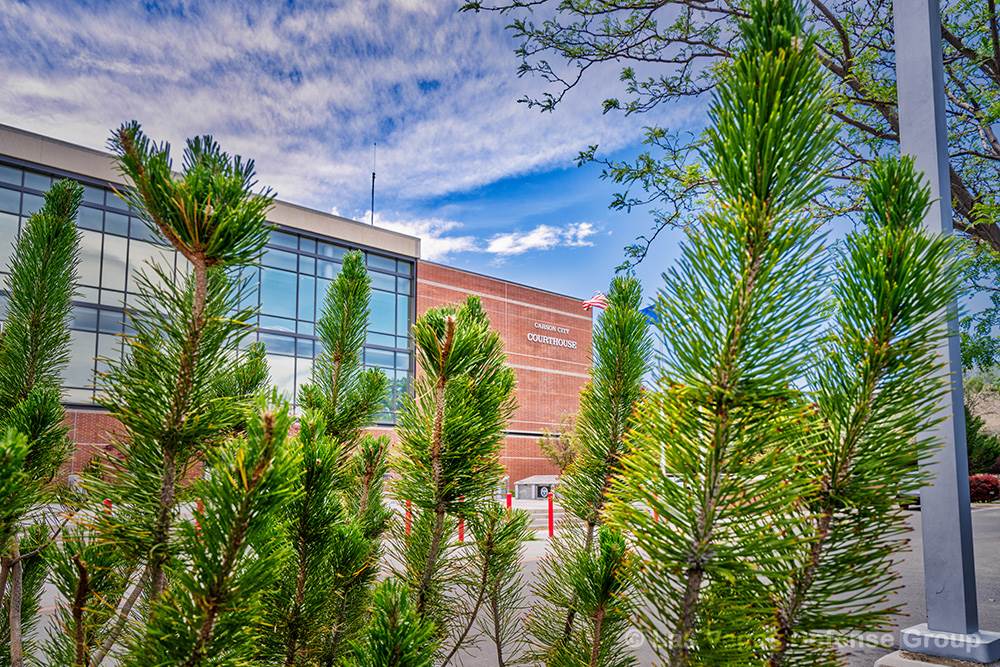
[392,296,516,643]
[126,394,300,666]
[83,122,274,663]
[608,1,834,663]
[766,158,963,665]
[528,276,650,666]
[0,178,82,666]
[262,249,391,666]
[345,580,438,667]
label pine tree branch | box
[72,554,90,667]
[92,563,148,666]
[8,538,23,667]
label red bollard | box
[505,491,512,510]
[405,499,412,535]
[102,498,113,514]
[547,491,554,538]
[458,496,465,543]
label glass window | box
[23,172,51,191]
[262,247,298,271]
[0,165,21,186]
[397,259,412,275]
[128,240,174,293]
[316,278,332,309]
[20,193,44,216]
[101,235,128,291]
[77,286,99,302]
[130,219,160,242]
[63,387,93,404]
[397,277,411,294]
[63,331,97,387]
[260,315,296,333]
[369,290,395,334]
[106,191,129,211]
[100,290,125,308]
[71,306,99,331]
[0,212,18,272]
[104,212,129,236]
[396,295,410,336]
[317,242,345,260]
[317,259,340,279]
[296,338,313,357]
[77,206,103,232]
[366,331,395,348]
[366,347,394,369]
[370,272,395,292]
[270,231,297,249]
[96,333,123,376]
[77,230,103,287]
[260,332,295,355]
[367,253,395,272]
[294,357,312,405]
[297,275,315,321]
[267,353,296,403]
[299,237,316,254]
[396,352,410,371]
[260,268,297,319]
[298,255,315,275]
[297,321,314,336]
[99,309,124,334]
[0,188,19,214]
[81,185,104,205]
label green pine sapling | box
[85,122,274,662]
[528,276,650,667]
[391,296,516,648]
[262,249,391,666]
[609,1,834,662]
[766,158,963,665]
[0,178,81,666]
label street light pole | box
[889,0,1000,662]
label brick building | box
[0,124,593,483]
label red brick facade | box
[63,262,593,485]
[415,261,593,484]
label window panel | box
[96,333,123,376]
[395,352,410,371]
[260,268,297,319]
[260,332,296,356]
[296,338,313,358]
[294,358,312,406]
[271,231,298,249]
[299,237,316,254]
[396,295,410,336]
[367,254,395,272]
[397,259,412,276]
[77,230,103,287]
[317,242,345,260]
[99,290,125,308]
[369,290,395,334]
[20,193,43,216]
[298,255,315,275]
[77,286,99,303]
[366,347,394,369]
[262,247,297,271]
[260,315,295,333]
[397,277,411,294]
[0,188,19,214]
[23,172,51,191]
[63,330,97,387]
[101,235,128,291]
[370,272,395,292]
[297,321,314,336]
[366,331,395,348]
[99,309,124,334]
[0,166,21,186]
[106,191,129,211]
[77,206,103,232]
[81,185,104,205]
[316,278,332,309]
[63,387,93,404]
[297,275,315,321]
[104,212,128,236]
[0,212,18,272]
[317,259,340,279]
[71,306,98,331]
[128,239,174,292]
[267,353,296,403]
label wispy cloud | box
[486,222,597,256]
[0,0,678,216]
[368,212,597,261]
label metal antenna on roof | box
[370,142,376,226]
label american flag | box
[582,292,609,311]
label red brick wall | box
[416,261,593,483]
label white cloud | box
[369,211,597,261]
[0,1,690,214]
[487,222,597,256]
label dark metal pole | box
[371,142,376,226]
[891,1,1000,661]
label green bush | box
[967,405,1000,474]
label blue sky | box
[0,0,699,302]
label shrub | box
[969,474,1000,503]
[967,405,1000,474]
